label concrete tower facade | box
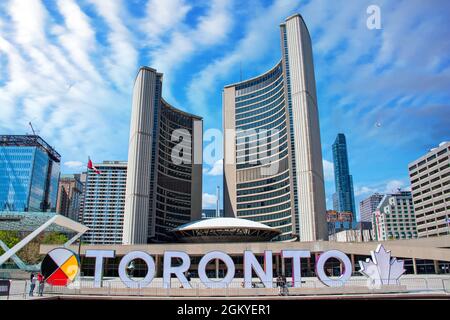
[223,14,327,241]
[408,141,450,238]
[123,67,203,244]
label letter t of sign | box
[281,250,310,287]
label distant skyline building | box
[82,161,127,244]
[408,141,450,238]
[332,192,339,211]
[326,210,354,235]
[78,172,87,224]
[329,228,372,243]
[123,67,203,244]
[359,193,384,223]
[0,135,60,212]
[202,209,224,219]
[372,191,418,241]
[332,133,356,225]
[223,14,328,241]
[56,174,83,222]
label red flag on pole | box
[87,157,101,174]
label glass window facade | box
[0,136,60,212]
[332,133,356,224]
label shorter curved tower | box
[123,67,203,244]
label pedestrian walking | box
[280,275,288,296]
[29,273,36,297]
[276,274,283,295]
[37,273,45,296]
[186,271,192,283]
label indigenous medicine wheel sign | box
[41,248,79,286]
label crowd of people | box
[28,272,45,297]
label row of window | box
[237,194,291,209]
[236,149,289,170]
[236,126,287,145]
[412,177,450,192]
[235,64,282,94]
[237,201,291,216]
[235,74,283,102]
[238,209,291,222]
[236,141,288,165]
[237,170,290,189]
[235,82,284,110]
[236,94,285,124]
[236,107,286,131]
[408,146,449,171]
[415,206,448,219]
[237,186,290,203]
[414,199,450,211]
[410,162,449,183]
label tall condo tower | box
[332,133,356,224]
[82,161,127,244]
[223,14,328,241]
[123,67,203,244]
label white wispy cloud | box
[56,0,101,82]
[354,179,411,197]
[88,0,138,91]
[0,0,448,202]
[0,0,130,168]
[205,159,223,176]
[322,159,334,181]
[202,192,218,209]
[141,0,192,45]
[148,0,234,103]
[186,0,299,115]
[64,161,84,169]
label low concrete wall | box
[47,284,410,297]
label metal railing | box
[3,276,448,299]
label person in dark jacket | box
[29,273,36,297]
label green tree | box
[42,232,69,244]
[17,232,70,264]
[0,231,20,255]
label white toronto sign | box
[83,245,405,289]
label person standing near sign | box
[37,273,45,296]
[276,274,283,295]
[29,273,36,297]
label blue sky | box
[0,0,449,218]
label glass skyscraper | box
[332,133,356,225]
[0,135,61,212]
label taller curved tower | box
[123,67,203,244]
[223,14,327,241]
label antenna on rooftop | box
[216,186,220,218]
[28,122,37,136]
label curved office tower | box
[223,14,327,241]
[123,67,203,244]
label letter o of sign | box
[316,250,352,287]
[198,251,235,288]
[119,251,155,288]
